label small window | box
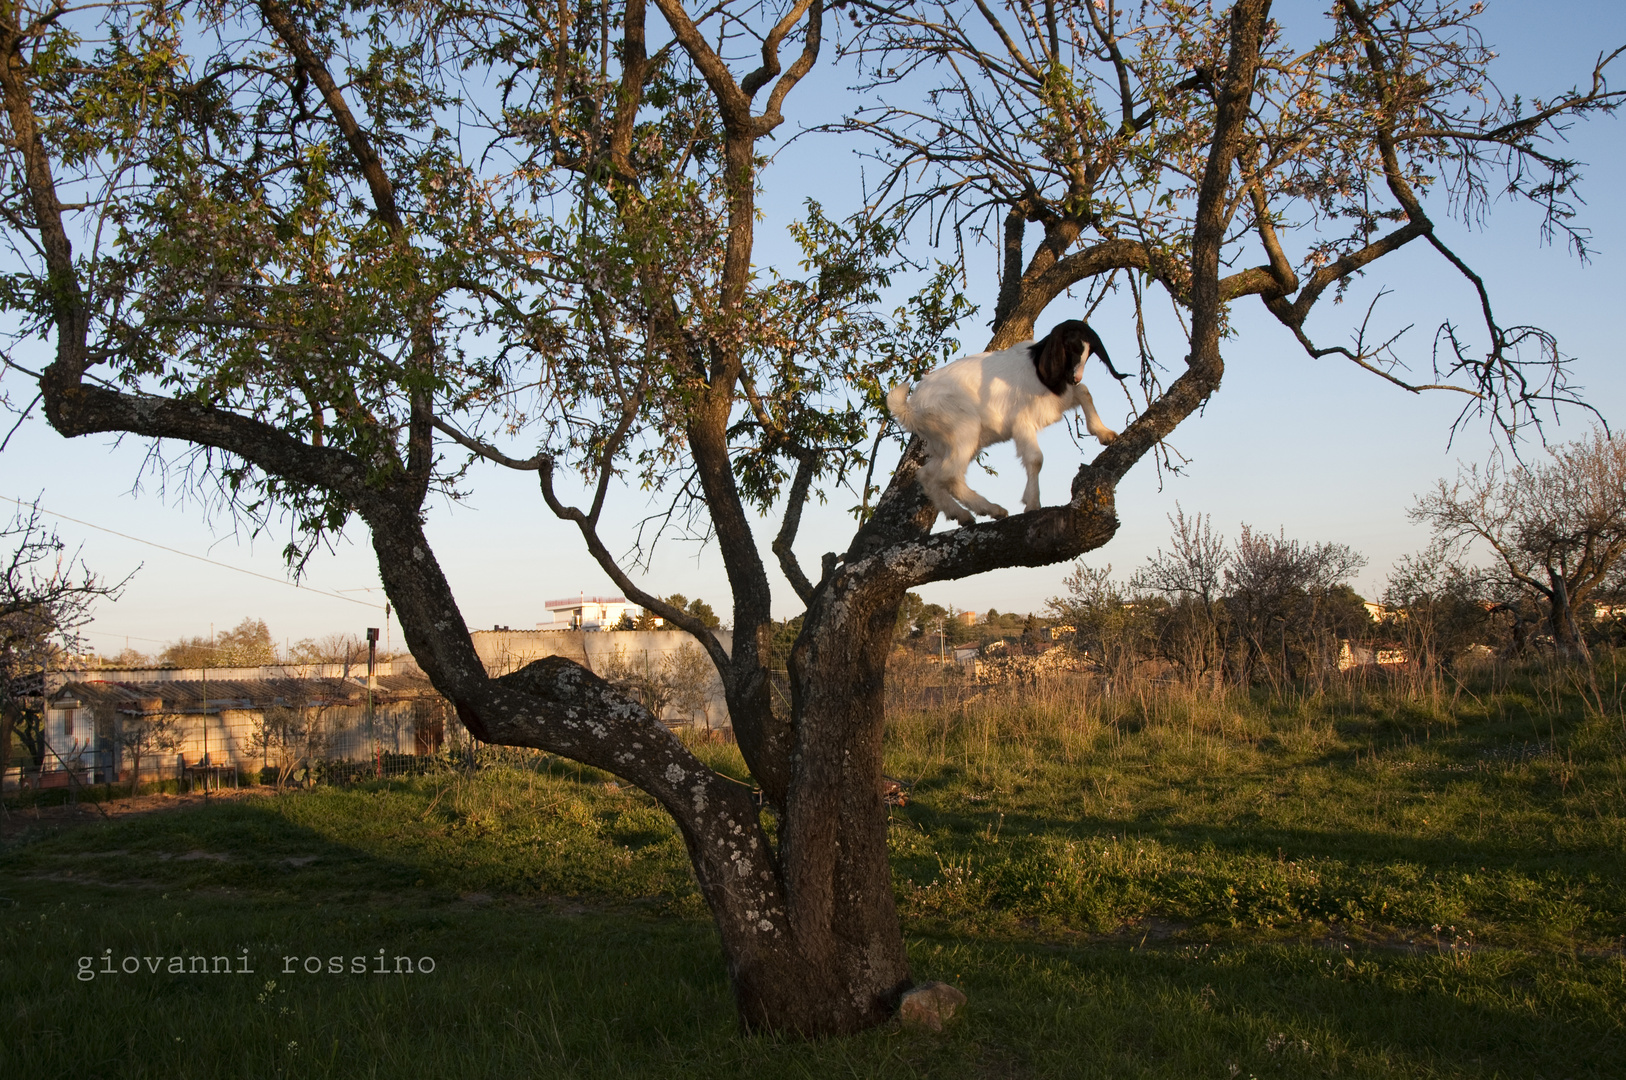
[58,708,77,743]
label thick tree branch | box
[40,382,382,505]
[0,13,89,379]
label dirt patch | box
[0,788,274,840]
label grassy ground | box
[2,660,1623,1078]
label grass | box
[2,658,1624,1077]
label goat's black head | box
[1030,319,1131,395]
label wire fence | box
[3,698,732,803]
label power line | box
[2,494,380,609]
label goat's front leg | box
[1013,428,1045,514]
[1076,386,1118,445]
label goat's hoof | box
[986,505,1009,519]
[1096,430,1118,445]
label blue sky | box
[4,1,1623,657]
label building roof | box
[50,674,441,714]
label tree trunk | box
[1547,575,1592,661]
[779,567,915,1027]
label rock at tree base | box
[898,981,967,1032]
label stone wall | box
[470,629,733,730]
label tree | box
[1045,563,1157,688]
[0,500,128,780]
[113,706,182,794]
[663,595,722,631]
[894,591,927,639]
[2,0,1618,1035]
[161,617,278,668]
[246,703,330,790]
[1224,526,1367,686]
[1382,537,1504,686]
[1411,429,1626,658]
[1131,506,1231,685]
[666,643,721,727]
[600,643,686,721]
[288,632,372,669]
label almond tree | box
[0,499,128,780]
[1,0,1618,1034]
[1412,429,1626,659]
[1131,506,1231,685]
[113,706,181,794]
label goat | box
[886,320,1129,525]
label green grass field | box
[3,661,1623,1078]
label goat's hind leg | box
[919,457,975,526]
[938,447,1008,521]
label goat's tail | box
[885,383,916,430]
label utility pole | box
[202,623,210,797]
[367,627,379,777]
[937,617,947,702]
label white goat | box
[886,320,1128,525]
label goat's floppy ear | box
[1083,323,1132,382]
[1031,326,1072,395]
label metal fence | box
[3,699,731,799]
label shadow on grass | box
[1,783,1622,1077]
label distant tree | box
[894,592,926,640]
[915,603,947,644]
[612,611,637,631]
[1383,538,1504,683]
[600,646,680,720]
[161,618,278,668]
[770,616,806,673]
[1132,507,1232,685]
[1046,564,1158,687]
[941,608,975,647]
[667,644,721,727]
[1224,527,1367,686]
[246,703,330,790]
[601,642,719,724]
[1,499,130,779]
[1412,430,1626,659]
[684,598,722,631]
[288,632,370,669]
[662,595,721,630]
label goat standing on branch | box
[887,320,1129,524]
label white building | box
[12,668,452,791]
[542,594,634,630]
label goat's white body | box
[887,340,1117,524]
